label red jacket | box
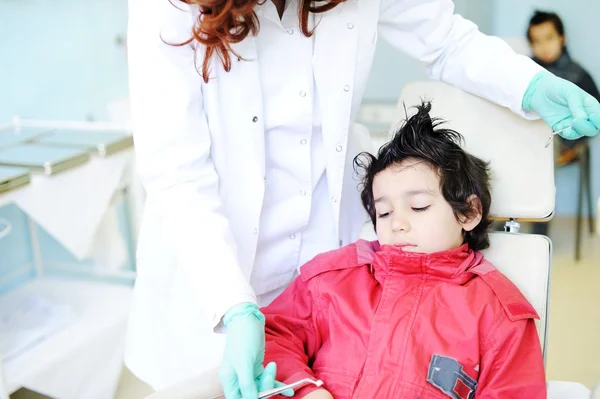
[263,240,546,399]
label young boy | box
[261,102,547,398]
[527,10,600,166]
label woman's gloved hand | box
[522,71,600,140]
[258,362,294,397]
[219,303,292,399]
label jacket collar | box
[356,240,483,285]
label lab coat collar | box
[256,0,298,25]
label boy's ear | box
[461,194,483,232]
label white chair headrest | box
[395,81,555,221]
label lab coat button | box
[253,228,258,234]
[300,189,307,196]
[287,29,294,35]
[252,116,258,123]
[300,139,307,145]
[289,234,296,240]
[299,90,307,97]
[336,145,343,152]
[331,197,337,203]
[347,23,354,29]
[343,85,350,92]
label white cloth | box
[0,150,131,260]
[2,279,131,399]
[252,0,337,297]
[0,296,74,362]
[125,0,544,389]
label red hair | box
[177,0,346,82]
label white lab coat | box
[125,0,543,390]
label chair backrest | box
[393,81,555,359]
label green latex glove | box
[219,303,293,399]
[522,71,600,139]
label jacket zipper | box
[351,277,389,397]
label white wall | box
[0,0,129,122]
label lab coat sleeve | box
[378,0,545,118]
[476,318,547,398]
[127,0,256,329]
[263,277,323,398]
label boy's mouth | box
[393,243,416,248]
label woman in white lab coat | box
[125,0,600,397]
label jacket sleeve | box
[378,0,544,117]
[476,318,547,398]
[128,0,256,328]
[263,276,323,398]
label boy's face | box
[372,159,481,254]
[529,21,565,64]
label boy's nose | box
[391,214,410,232]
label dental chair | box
[396,81,554,356]
[392,82,591,399]
[145,82,592,399]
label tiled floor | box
[114,368,153,399]
[542,218,600,388]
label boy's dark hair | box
[354,101,492,251]
[527,10,565,42]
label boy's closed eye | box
[377,205,431,219]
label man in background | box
[528,10,600,165]
[527,10,599,235]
